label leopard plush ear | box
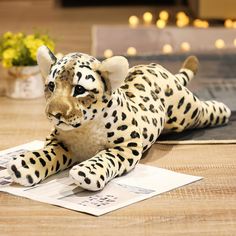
[37,45,57,79]
[98,56,129,91]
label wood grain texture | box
[0,97,236,236]
[0,2,236,235]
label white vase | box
[5,65,44,99]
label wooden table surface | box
[0,97,235,236]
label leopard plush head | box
[37,46,129,131]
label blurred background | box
[0,0,236,55]
[0,0,236,103]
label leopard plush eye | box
[73,85,86,97]
[48,81,55,92]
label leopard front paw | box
[7,156,43,186]
[69,164,106,191]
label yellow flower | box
[3,38,17,48]
[25,34,35,41]
[15,32,24,39]
[0,31,55,67]
[24,35,55,60]
[29,38,45,60]
[46,40,55,52]
[3,31,13,39]
[2,48,17,60]
[40,34,55,52]
[2,48,18,68]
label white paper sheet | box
[0,141,203,216]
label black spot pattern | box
[149,134,154,142]
[167,117,177,124]
[107,100,113,108]
[125,92,135,98]
[180,71,189,86]
[131,70,144,75]
[117,125,128,131]
[103,112,108,118]
[30,158,36,164]
[107,132,115,137]
[191,108,199,119]
[178,97,185,109]
[174,80,182,90]
[45,154,51,161]
[128,158,134,166]
[105,123,111,129]
[142,76,152,86]
[127,142,138,147]
[131,131,140,139]
[120,84,129,89]
[63,154,67,165]
[85,177,91,184]
[26,175,33,184]
[114,137,124,144]
[141,96,150,102]
[21,160,29,169]
[165,86,173,97]
[152,118,158,126]
[117,154,125,162]
[167,105,173,117]
[132,150,139,156]
[131,106,138,113]
[35,170,40,178]
[77,71,82,81]
[39,158,46,167]
[184,103,191,114]
[107,158,115,167]
[210,113,214,122]
[180,118,185,125]
[11,165,21,178]
[142,128,148,139]
[147,69,157,76]
[56,161,60,172]
[121,112,127,120]
[134,84,145,91]
[160,72,168,79]
[85,74,95,81]
[132,118,138,126]
[33,152,40,157]
[45,169,48,177]
[151,91,158,101]
[139,103,147,111]
[78,171,86,177]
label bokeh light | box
[215,39,225,49]
[143,12,153,25]
[127,47,137,56]
[103,49,113,58]
[162,44,173,54]
[129,15,139,28]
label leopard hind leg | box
[192,100,231,129]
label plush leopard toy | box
[7,46,231,191]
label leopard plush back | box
[37,46,129,131]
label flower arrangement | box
[0,32,55,68]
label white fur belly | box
[57,120,107,162]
